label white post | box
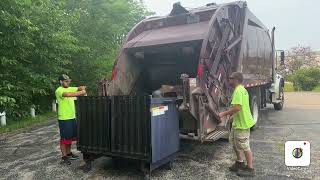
[0,112,6,126]
[52,100,57,112]
[30,107,36,117]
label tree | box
[0,0,38,116]
[64,0,151,94]
[0,0,151,118]
[25,0,84,112]
[0,0,82,117]
[282,46,318,75]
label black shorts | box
[58,119,77,145]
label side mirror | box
[280,51,285,65]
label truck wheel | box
[250,95,260,130]
[274,86,284,111]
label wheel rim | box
[252,100,259,123]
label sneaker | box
[229,161,246,172]
[67,152,79,160]
[61,156,71,165]
[237,166,256,177]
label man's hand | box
[219,112,226,118]
[79,86,87,91]
[80,90,87,96]
[218,105,241,118]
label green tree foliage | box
[292,68,320,91]
[65,0,151,92]
[0,0,40,116]
[0,0,150,118]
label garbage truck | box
[108,1,285,142]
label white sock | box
[236,160,244,163]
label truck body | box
[108,1,285,141]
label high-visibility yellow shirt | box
[231,85,255,129]
[55,86,78,120]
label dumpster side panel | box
[111,96,151,160]
[151,99,179,163]
[76,97,111,154]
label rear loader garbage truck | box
[108,1,285,142]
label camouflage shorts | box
[229,128,251,151]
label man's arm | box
[62,90,86,97]
[219,104,241,118]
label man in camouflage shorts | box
[219,72,256,177]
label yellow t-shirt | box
[231,85,255,129]
[55,86,78,120]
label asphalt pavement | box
[0,92,319,180]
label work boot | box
[67,152,79,160]
[229,161,246,172]
[61,156,71,165]
[237,166,256,177]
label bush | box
[286,74,294,82]
[284,82,294,92]
[313,85,320,92]
[292,68,320,91]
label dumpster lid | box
[124,21,209,49]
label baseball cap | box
[58,74,71,82]
[229,72,243,82]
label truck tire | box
[250,94,260,130]
[274,86,284,111]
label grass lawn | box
[284,82,294,92]
[0,112,56,134]
[284,82,320,92]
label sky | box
[143,0,320,50]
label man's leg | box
[237,149,255,177]
[65,119,79,160]
[66,143,79,160]
[234,144,243,161]
[59,121,72,165]
[237,129,255,177]
[241,129,253,168]
[244,149,253,168]
[231,128,243,161]
[60,143,71,165]
[66,144,71,155]
[229,128,245,172]
[60,143,68,157]
[66,119,78,159]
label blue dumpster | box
[150,98,179,169]
[76,96,179,174]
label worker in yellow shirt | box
[219,72,256,177]
[55,74,86,165]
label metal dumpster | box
[76,96,111,154]
[76,95,179,173]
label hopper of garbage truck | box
[123,21,210,49]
